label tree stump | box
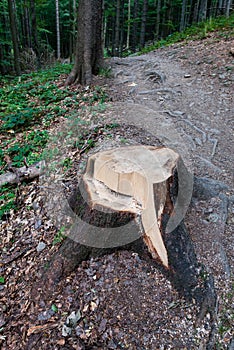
[34,146,214,306]
[81,145,188,266]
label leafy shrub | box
[0,130,49,169]
[0,63,73,132]
[1,108,42,131]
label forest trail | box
[95,37,234,347]
[106,40,233,188]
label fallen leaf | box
[57,338,66,345]
[90,301,97,311]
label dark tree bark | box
[198,0,208,21]
[140,0,148,49]
[225,0,232,16]
[114,0,121,56]
[155,0,161,40]
[7,0,21,75]
[126,0,131,49]
[0,4,9,75]
[180,0,187,31]
[66,0,104,85]
[30,0,41,69]
[55,0,61,59]
[120,0,125,56]
[131,0,139,52]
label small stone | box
[66,310,81,327]
[32,202,39,211]
[219,73,228,80]
[37,309,55,321]
[34,219,42,229]
[36,242,46,252]
[98,318,107,333]
[195,137,202,146]
[207,213,220,223]
[62,324,72,337]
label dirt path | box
[95,38,234,348]
[106,45,233,187]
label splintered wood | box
[82,146,180,267]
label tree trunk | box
[140,0,148,49]
[225,0,232,16]
[114,0,121,56]
[126,0,131,49]
[180,0,187,31]
[155,0,161,40]
[193,0,200,23]
[66,0,104,85]
[55,0,61,59]
[7,0,21,75]
[132,0,139,52]
[21,0,30,48]
[30,0,41,69]
[120,0,125,56]
[69,0,73,61]
[198,0,207,21]
[218,0,224,14]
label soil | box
[0,31,233,349]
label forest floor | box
[0,30,233,349]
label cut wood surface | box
[82,146,181,267]
[0,161,45,187]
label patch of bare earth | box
[0,31,233,349]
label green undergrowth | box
[0,63,109,219]
[0,185,17,220]
[0,64,107,132]
[140,14,234,54]
[0,63,108,168]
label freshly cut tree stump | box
[82,145,187,267]
[36,146,216,307]
[29,136,217,335]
